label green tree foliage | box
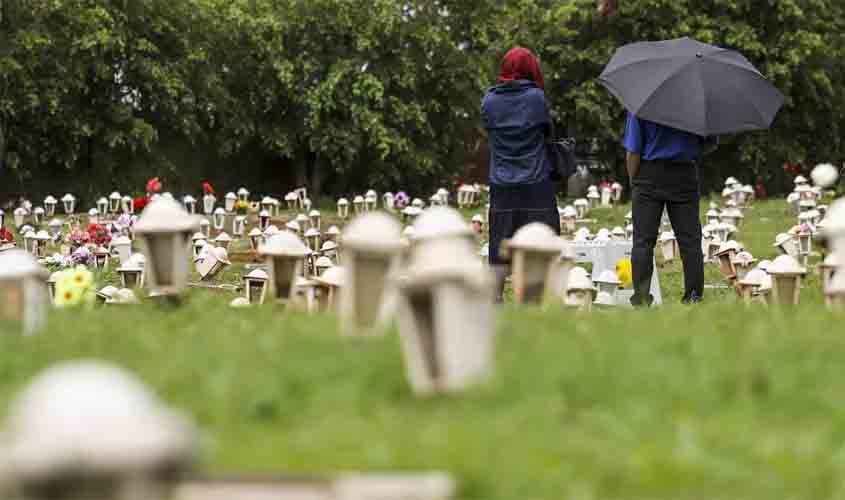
[0,0,842,198]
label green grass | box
[0,198,841,499]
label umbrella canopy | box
[599,37,784,136]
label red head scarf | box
[498,47,545,90]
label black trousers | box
[631,160,704,304]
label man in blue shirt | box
[624,112,716,305]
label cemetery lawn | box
[0,199,842,499]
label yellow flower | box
[69,266,93,290]
[615,258,633,288]
[54,281,82,307]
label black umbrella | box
[599,37,785,136]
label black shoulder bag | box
[545,105,577,181]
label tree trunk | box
[309,156,324,202]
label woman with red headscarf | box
[482,47,561,302]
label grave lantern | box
[47,219,63,241]
[111,236,132,264]
[224,192,237,212]
[611,226,625,241]
[397,219,493,395]
[826,271,845,310]
[61,194,76,214]
[560,206,577,234]
[594,269,621,297]
[263,224,280,239]
[237,187,250,202]
[808,209,822,226]
[87,208,99,225]
[436,187,450,205]
[46,272,61,304]
[308,210,321,231]
[243,269,269,304]
[594,291,616,308]
[285,220,301,235]
[337,198,350,219]
[214,232,232,251]
[794,175,808,186]
[33,231,49,258]
[295,213,309,232]
[96,197,109,216]
[121,195,134,215]
[732,251,757,281]
[594,228,611,242]
[321,240,339,262]
[340,212,403,336]
[625,224,634,240]
[2,361,196,500]
[565,268,596,312]
[658,232,677,262]
[600,186,613,207]
[92,245,110,270]
[260,196,274,213]
[0,250,49,335]
[706,208,722,226]
[31,207,44,226]
[624,210,633,225]
[353,195,366,215]
[768,254,806,306]
[285,192,299,211]
[795,183,813,201]
[197,246,231,281]
[133,197,198,297]
[190,233,207,260]
[312,265,344,311]
[14,207,27,228]
[117,254,146,289]
[314,256,334,276]
[304,228,322,252]
[43,196,57,217]
[107,192,121,214]
[611,182,623,202]
[383,192,395,212]
[715,240,740,280]
[182,195,197,215]
[587,191,600,209]
[269,197,281,217]
[212,207,226,230]
[402,206,423,224]
[573,227,591,242]
[202,193,216,215]
[199,218,211,238]
[259,231,311,305]
[725,176,739,188]
[412,198,425,209]
[22,231,36,255]
[737,268,768,306]
[365,193,378,212]
[95,285,119,305]
[574,199,589,219]
[797,229,813,263]
[248,228,263,251]
[457,185,474,208]
[722,187,734,201]
[429,194,442,207]
[799,199,816,214]
[232,216,246,238]
[501,223,564,305]
[773,232,798,258]
[713,222,731,242]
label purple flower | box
[394,191,410,209]
[71,246,93,266]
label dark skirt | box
[488,181,561,266]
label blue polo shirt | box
[623,112,714,163]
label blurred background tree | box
[0,0,842,202]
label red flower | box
[146,177,162,194]
[202,181,215,195]
[134,196,149,212]
[86,224,111,246]
[0,227,14,243]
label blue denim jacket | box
[482,80,551,186]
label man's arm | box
[626,151,641,182]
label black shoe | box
[682,293,702,304]
[630,293,654,308]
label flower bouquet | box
[67,225,91,248]
[394,191,410,209]
[234,199,250,216]
[87,223,112,246]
